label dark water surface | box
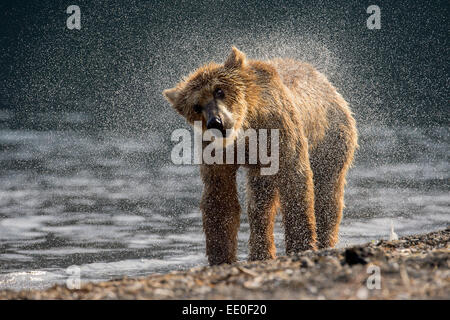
[0,111,448,290]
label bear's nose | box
[206,116,225,135]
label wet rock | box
[344,248,368,266]
[299,257,315,268]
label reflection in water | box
[0,118,448,290]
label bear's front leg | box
[246,168,278,261]
[278,157,317,253]
[200,165,241,265]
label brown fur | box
[163,47,358,265]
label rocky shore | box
[1,229,448,300]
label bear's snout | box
[206,116,225,136]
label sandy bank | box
[1,229,448,300]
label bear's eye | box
[214,88,225,99]
[193,104,202,114]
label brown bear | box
[163,47,357,265]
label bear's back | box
[267,58,337,98]
[265,58,352,149]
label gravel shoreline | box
[1,228,448,300]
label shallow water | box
[0,113,448,290]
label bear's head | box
[163,47,251,146]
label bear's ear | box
[163,87,180,104]
[224,47,247,70]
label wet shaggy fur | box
[163,47,357,265]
